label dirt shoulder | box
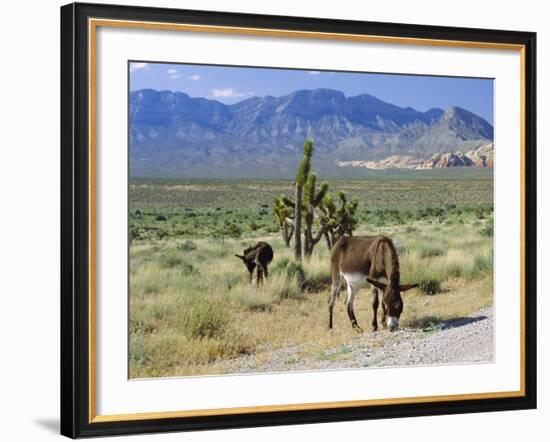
[229,305,494,373]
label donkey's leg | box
[263,264,268,280]
[328,276,342,329]
[371,287,380,332]
[381,292,387,328]
[346,284,362,332]
[256,267,263,288]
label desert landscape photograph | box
[128,62,494,378]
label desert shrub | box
[475,208,485,219]
[149,331,256,371]
[157,229,168,240]
[221,273,242,290]
[177,240,197,251]
[404,225,417,233]
[129,314,156,335]
[129,333,149,372]
[263,224,279,234]
[271,257,306,286]
[302,256,331,291]
[157,254,195,275]
[181,299,228,339]
[475,252,493,273]
[233,288,277,312]
[269,273,303,300]
[225,222,242,239]
[467,252,494,278]
[418,278,442,295]
[130,227,142,242]
[179,261,195,276]
[158,254,183,268]
[418,245,445,259]
[480,218,494,237]
[155,214,167,221]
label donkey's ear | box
[367,278,387,291]
[399,283,418,292]
[235,254,245,260]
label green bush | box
[221,273,242,290]
[472,253,493,276]
[271,257,306,285]
[480,218,494,237]
[158,254,183,268]
[158,254,195,275]
[129,333,149,371]
[475,208,485,219]
[130,227,142,242]
[181,300,228,339]
[418,278,442,295]
[418,245,445,259]
[177,240,197,252]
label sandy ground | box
[229,306,494,373]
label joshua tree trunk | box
[323,230,332,251]
[281,222,294,247]
[304,223,325,259]
[294,185,303,261]
[304,210,312,258]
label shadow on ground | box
[406,314,488,331]
[440,315,488,330]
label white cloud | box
[308,70,321,75]
[188,74,201,81]
[166,68,181,79]
[130,62,148,73]
[211,88,253,98]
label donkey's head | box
[234,253,256,274]
[367,278,418,331]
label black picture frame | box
[61,2,537,438]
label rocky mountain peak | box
[129,88,494,177]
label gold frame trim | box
[88,18,527,424]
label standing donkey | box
[235,241,274,287]
[328,235,417,332]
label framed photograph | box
[60,2,536,438]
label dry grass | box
[129,218,493,378]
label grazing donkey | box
[328,236,417,332]
[235,241,274,287]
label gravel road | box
[232,306,494,373]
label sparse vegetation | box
[129,169,494,378]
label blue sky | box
[130,61,494,124]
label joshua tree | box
[303,172,329,258]
[273,195,295,247]
[275,139,358,258]
[320,191,359,248]
[293,140,314,261]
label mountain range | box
[129,88,494,177]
